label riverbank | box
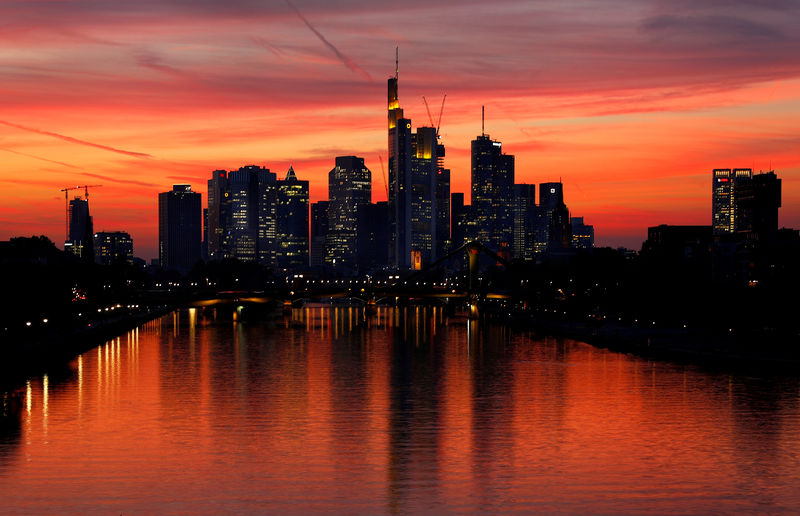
[508,312,800,371]
[0,307,172,392]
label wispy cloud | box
[0,120,152,158]
[284,0,373,82]
[0,148,81,169]
[80,172,156,187]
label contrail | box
[285,0,373,82]
[81,172,156,187]
[0,148,81,169]
[0,120,152,158]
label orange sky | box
[1,0,799,259]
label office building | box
[513,184,536,260]
[735,171,781,242]
[207,169,230,261]
[326,156,371,272]
[158,184,201,272]
[570,217,595,250]
[357,202,389,272]
[451,192,469,250]
[310,201,329,269]
[64,197,94,262]
[471,132,515,251]
[276,166,309,269]
[712,168,752,236]
[94,231,133,265]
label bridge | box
[176,241,518,319]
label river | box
[1,306,799,513]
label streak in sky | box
[285,0,374,82]
[0,120,152,159]
[0,148,81,169]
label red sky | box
[1,0,799,259]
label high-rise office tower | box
[94,231,133,265]
[735,171,781,242]
[513,184,536,260]
[357,201,389,271]
[158,184,201,272]
[409,126,446,265]
[388,56,413,269]
[276,166,309,269]
[538,182,569,252]
[310,201,329,269]
[207,169,230,261]
[256,168,278,266]
[570,217,594,250]
[471,131,515,251]
[712,168,752,236]
[326,156,371,272]
[451,192,469,250]
[65,197,94,262]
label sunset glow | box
[2,0,799,258]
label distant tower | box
[326,156,371,272]
[65,197,94,262]
[471,129,514,251]
[712,168,751,236]
[158,184,201,272]
[276,166,309,269]
[388,50,413,268]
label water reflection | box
[0,306,799,513]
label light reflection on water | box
[1,306,800,514]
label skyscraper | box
[65,197,94,262]
[276,166,309,269]
[735,171,781,242]
[388,61,413,269]
[310,201,329,269]
[326,156,371,272]
[471,131,514,251]
[357,201,389,272]
[158,184,201,272]
[538,182,571,252]
[513,184,536,260]
[207,169,230,261]
[451,192,469,250]
[712,168,751,236]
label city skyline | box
[1,1,799,259]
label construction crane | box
[422,94,447,138]
[378,155,389,199]
[59,184,102,240]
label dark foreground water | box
[1,306,800,514]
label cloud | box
[0,120,152,158]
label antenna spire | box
[481,105,485,136]
[395,47,398,79]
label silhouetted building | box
[451,192,469,250]
[326,156,371,272]
[539,182,570,252]
[310,201,329,269]
[276,166,309,269]
[471,133,514,251]
[357,202,389,272]
[207,169,230,261]
[712,168,751,236]
[94,231,133,265]
[735,171,781,243]
[64,197,94,262]
[570,217,595,250]
[388,63,412,269]
[436,166,451,259]
[158,184,201,272]
[513,184,536,260]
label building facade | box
[158,184,201,272]
[276,166,309,269]
[326,156,371,272]
[94,231,133,265]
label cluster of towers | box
[64,195,133,266]
[155,57,595,274]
